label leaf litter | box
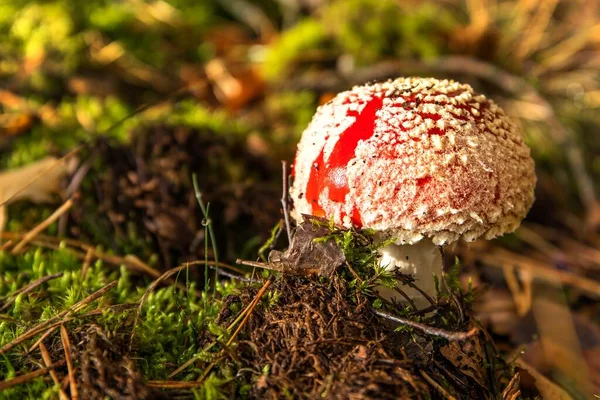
[212,219,518,400]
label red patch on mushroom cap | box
[305,96,383,226]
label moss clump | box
[0,244,241,398]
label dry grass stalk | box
[0,272,63,313]
[420,370,457,400]
[146,380,206,389]
[39,341,70,400]
[60,325,79,400]
[11,199,73,254]
[0,361,66,390]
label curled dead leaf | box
[269,215,345,277]
[0,157,70,232]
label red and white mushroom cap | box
[290,77,536,245]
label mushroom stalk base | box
[376,239,443,309]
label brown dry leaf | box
[532,284,594,395]
[269,215,345,277]
[205,58,264,110]
[0,113,35,138]
[517,359,573,400]
[440,331,487,388]
[0,157,69,232]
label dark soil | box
[68,124,281,269]
[220,275,516,400]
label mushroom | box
[290,77,536,306]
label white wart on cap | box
[290,77,536,245]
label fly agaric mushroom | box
[290,77,536,305]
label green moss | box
[265,90,318,149]
[324,0,453,64]
[262,18,327,80]
[9,2,82,73]
[164,100,249,139]
[0,244,242,393]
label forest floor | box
[1,1,600,399]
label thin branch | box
[372,309,478,341]
[481,247,600,298]
[281,161,292,244]
[396,274,436,306]
[236,258,284,272]
[1,232,163,280]
[213,267,260,283]
[391,286,418,311]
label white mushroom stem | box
[376,239,443,308]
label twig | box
[12,198,73,254]
[146,380,206,389]
[226,279,272,347]
[236,258,284,272]
[441,270,464,324]
[372,309,478,341]
[281,161,292,244]
[39,341,70,400]
[396,274,436,306]
[28,325,62,354]
[60,325,78,400]
[27,303,137,354]
[214,267,260,283]
[0,272,63,312]
[0,361,66,390]
[391,286,418,311]
[344,261,361,282]
[59,160,91,236]
[214,0,275,39]
[0,240,13,251]
[501,372,521,400]
[420,370,457,400]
